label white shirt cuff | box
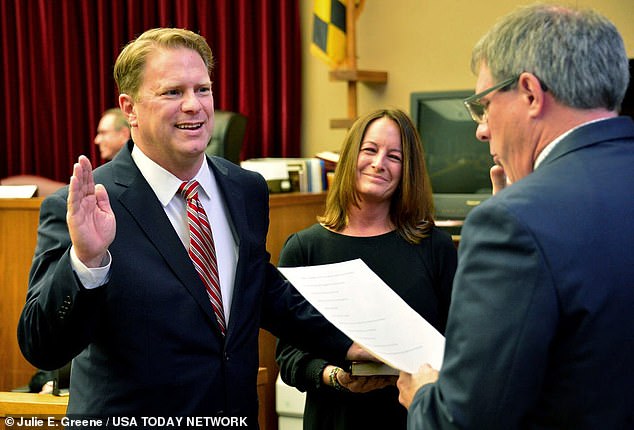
[70,246,112,289]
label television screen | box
[410,90,493,222]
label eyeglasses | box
[463,75,519,124]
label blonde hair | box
[113,28,214,100]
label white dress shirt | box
[71,146,238,322]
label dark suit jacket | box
[18,141,350,424]
[408,116,634,429]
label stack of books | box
[315,151,339,173]
[241,158,326,193]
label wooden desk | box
[260,192,327,430]
[0,392,68,416]
[0,367,267,430]
[266,192,326,266]
[0,199,42,392]
[0,392,67,430]
[435,219,463,247]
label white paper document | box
[279,259,445,373]
[0,185,37,198]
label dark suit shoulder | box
[208,155,269,201]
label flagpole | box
[327,0,388,129]
[345,0,358,121]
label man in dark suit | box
[397,4,634,429]
[18,28,362,425]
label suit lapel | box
[207,158,254,336]
[208,158,246,246]
[109,148,220,333]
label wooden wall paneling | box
[0,199,41,392]
[259,192,326,430]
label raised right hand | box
[67,155,116,267]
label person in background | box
[27,363,70,394]
[276,108,457,430]
[94,108,130,161]
[397,4,634,428]
[18,28,366,424]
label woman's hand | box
[322,365,397,393]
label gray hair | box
[471,4,629,111]
[102,108,129,131]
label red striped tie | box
[179,180,226,335]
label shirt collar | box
[131,145,213,206]
[534,118,608,170]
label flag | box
[311,0,364,68]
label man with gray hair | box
[398,4,634,428]
[94,108,130,161]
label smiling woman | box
[353,116,403,214]
[275,108,458,430]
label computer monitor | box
[410,90,492,223]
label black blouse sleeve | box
[276,231,332,392]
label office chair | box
[206,110,247,164]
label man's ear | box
[119,94,137,127]
[518,72,546,118]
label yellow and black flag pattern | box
[311,0,355,67]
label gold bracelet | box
[328,366,347,391]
